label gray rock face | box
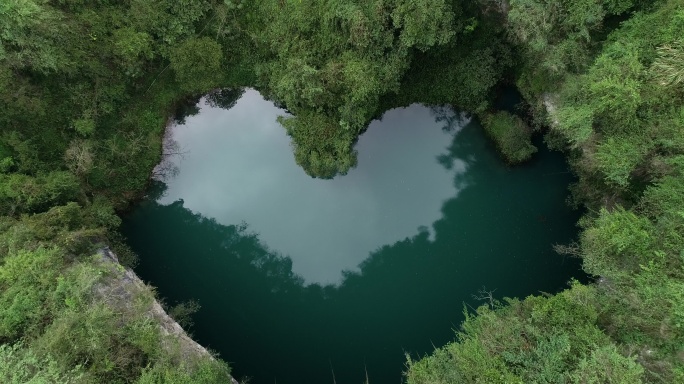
[96,247,239,384]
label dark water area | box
[121,89,585,384]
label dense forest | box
[0,0,682,382]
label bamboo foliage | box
[651,41,684,87]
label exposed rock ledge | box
[541,92,560,127]
[96,247,239,384]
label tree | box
[251,0,460,177]
[481,111,537,164]
[0,0,67,73]
[112,28,154,78]
[170,37,224,93]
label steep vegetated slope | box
[0,0,241,381]
[0,0,682,382]
[407,1,684,382]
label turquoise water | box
[122,90,584,383]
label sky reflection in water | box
[158,90,469,285]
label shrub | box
[481,111,537,164]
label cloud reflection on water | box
[156,89,469,285]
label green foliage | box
[0,207,227,382]
[550,0,684,204]
[585,41,644,130]
[405,337,521,383]
[390,0,456,50]
[34,301,159,382]
[130,0,213,50]
[136,359,232,384]
[571,345,644,383]
[170,37,224,93]
[481,111,537,164]
[386,17,511,113]
[409,1,684,382]
[0,0,67,73]
[112,28,154,78]
[0,247,63,341]
[73,115,96,137]
[554,103,595,147]
[0,0,240,378]
[0,343,85,384]
[279,112,358,178]
[0,171,80,215]
[0,202,121,259]
[594,136,647,188]
[168,300,201,330]
[508,0,637,86]
[251,0,466,177]
[405,283,642,383]
[581,207,654,276]
[1,0,683,382]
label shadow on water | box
[122,106,585,384]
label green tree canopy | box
[170,37,224,93]
[249,0,463,177]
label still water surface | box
[122,89,583,384]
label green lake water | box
[121,89,585,384]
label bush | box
[404,283,643,383]
[0,172,80,215]
[0,343,85,384]
[481,111,537,164]
[136,359,232,384]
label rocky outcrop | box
[96,247,239,384]
[541,92,560,127]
